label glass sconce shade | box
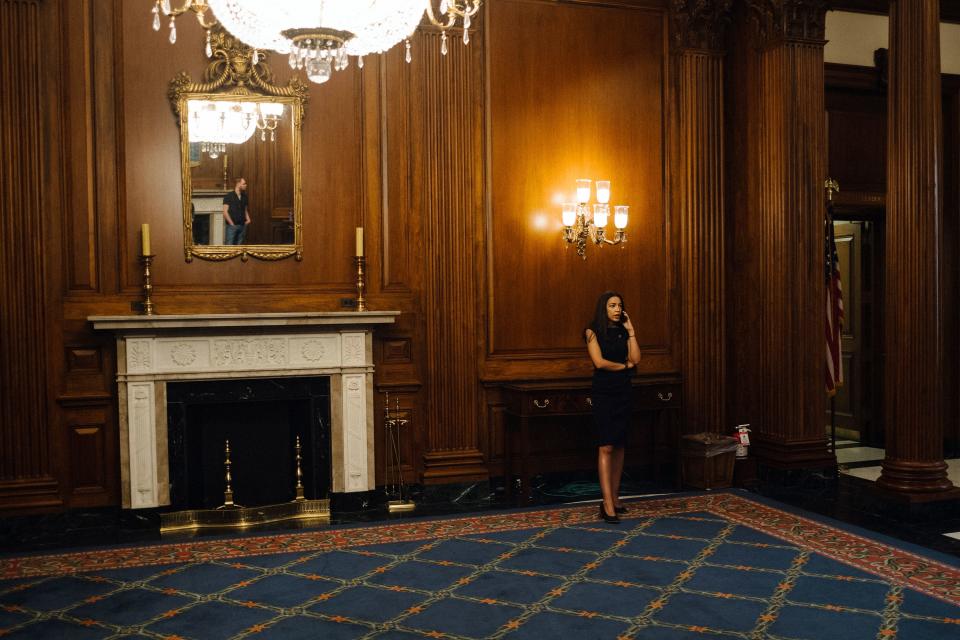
[595,180,610,204]
[593,204,608,227]
[576,179,592,204]
[614,205,629,229]
[561,203,577,226]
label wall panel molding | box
[417,27,487,482]
[0,0,60,508]
[484,0,676,380]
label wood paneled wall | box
[484,1,675,377]
[0,0,682,512]
[18,0,943,511]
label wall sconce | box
[561,179,628,259]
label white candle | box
[355,227,364,257]
[141,223,151,255]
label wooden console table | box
[501,376,682,504]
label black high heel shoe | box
[599,505,621,524]
[614,505,627,515]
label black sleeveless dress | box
[591,325,632,446]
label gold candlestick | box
[354,255,367,312]
[140,254,155,316]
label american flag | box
[825,210,844,396]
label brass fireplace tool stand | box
[384,391,414,512]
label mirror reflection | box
[187,99,295,247]
[171,25,306,262]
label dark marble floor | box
[2,467,960,561]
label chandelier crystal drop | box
[155,1,483,85]
[150,1,218,54]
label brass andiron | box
[217,439,242,510]
[294,435,305,501]
[354,256,367,312]
[384,391,414,512]
[140,254,155,316]
[158,435,332,533]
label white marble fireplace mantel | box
[89,312,400,509]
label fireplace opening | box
[167,377,330,510]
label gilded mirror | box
[170,27,308,261]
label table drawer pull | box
[586,397,592,406]
[533,399,550,409]
[658,392,673,402]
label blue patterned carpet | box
[1,492,959,639]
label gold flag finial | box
[824,177,840,202]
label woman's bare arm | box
[585,329,633,371]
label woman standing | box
[585,291,641,523]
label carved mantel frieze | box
[670,0,734,52]
[748,0,828,46]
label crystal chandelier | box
[561,180,629,259]
[151,1,482,85]
[187,99,285,158]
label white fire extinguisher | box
[735,424,751,458]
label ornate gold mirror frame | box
[170,27,308,262]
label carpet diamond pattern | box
[1,492,959,638]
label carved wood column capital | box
[670,0,734,52]
[748,0,828,46]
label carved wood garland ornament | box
[670,0,734,52]
[747,0,829,46]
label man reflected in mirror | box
[223,177,250,245]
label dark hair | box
[585,290,625,342]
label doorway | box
[827,215,885,453]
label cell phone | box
[621,311,628,323]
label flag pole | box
[831,396,836,456]
[825,177,839,460]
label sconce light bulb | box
[575,179,591,204]
[614,205,629,229]
[596,181,611,204]
[593,204,608,227]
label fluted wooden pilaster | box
[674,9,728,435]
[878,0,956,497]
[418,29,486,483]
[0,0,58,505]
[751,1,833,467]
